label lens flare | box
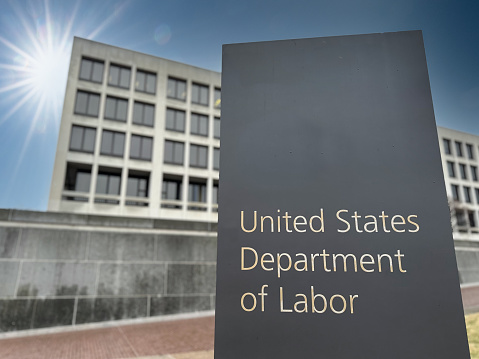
[154,24,172,45]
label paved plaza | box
[0,315,215,359]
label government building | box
[48,37,221,222]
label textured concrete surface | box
[0,210,216,332]
[0,315,215,359]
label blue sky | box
[0,0,478,211]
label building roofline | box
[73,36,221,75]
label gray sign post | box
[214,31,470,358]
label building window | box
[74,91,100,117]
[79,58,104,83]
[108,64,131,89]
[214,88,221,109]
[467,144,475,159]
[130,135,153,161]
[191,83,209,106]
[127,172,149,197]
[190,144,208,168]
[190,113,208,136]
[188,179,207,203]
[469,211,476,228]
[162,175,182,209]
[213,148,220,170]
[164,140,184,165]
[464,186,472,203]
[104,96,128,122]
[69,125,96,153]
[167,77,186,101]
[64,163,91,194]
[135,70,156,94]
[447,161,455,178]
[472,166,478,182]
[133,101,155,127]
[96,169,121,196]
[165,108,185,132]
[455,141,463,157]
[443,138,451,155]
[460,163,468,180]
[452,184,460,201]
[213,181,219,209]
[214,117,220,139]
[100,130,125,157]
[475,188,479,204]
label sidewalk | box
[0,315,215,359]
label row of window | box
[443,138,477,160]
[79,58,221,107]
[451,184,479,204]
[447,161,478,181]
[74,91,221,137]
[80,58,156,94]
[65,163,218,207]
[70,125,220,169]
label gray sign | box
[214,31,470,358]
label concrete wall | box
[0,209,216,332]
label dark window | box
[213,148,220,170]
[469,211,476,228]
[213,181,219,204]
[214,117,220,139]
[472,166,478,182]
[127,173,149,197]
[100,130,125,157]
[70,125,96,153]
[167,77,186,101]
[96,169,121,195]
[74,91,100,117]
[165,108,185,132]
[162,175,182,209]
[214,88,221,109]
[452,184,460,201]
[108,64,131,89]
[475,188,479,204]
[467,144,475,159]
[130,135,153,161]
[443,138,451,155]
[133,101,155,127]
[190,144,208,168]
[447,161,455,178]
[64,163,91,193]
[190,113,208,136]
[456,141,463,157]
[79,58,104,83]
[135,70,156,94]
[164,140,184,165]
[465,186,472,203]
[191,83,209,106]
[188,180,207,203]
[104,96,128,122]
[460,163,468,180]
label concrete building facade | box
[438,126,479,239]
[48,37,221,222]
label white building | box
[438,126,479,239]
[48,37,221,222]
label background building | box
[48,37,221,222]
[438,126,479,239]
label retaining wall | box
[0,209,216,332]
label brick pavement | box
[0,315,215,359]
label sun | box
[0,1,73,132]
